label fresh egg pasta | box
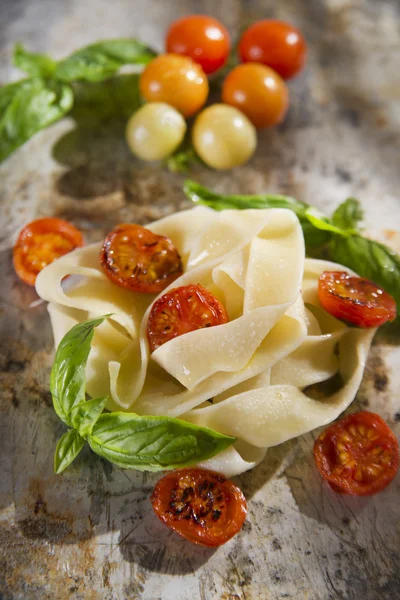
[36,207,375,476]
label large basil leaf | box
[330,234,400,314]
[0,77,73,162]
[55,39,156,82]
[54,429,86,474]
[13,43,56,77]
[87,412,236,471]
[50,316,109,426]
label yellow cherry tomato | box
[139,54,209,117]
[192,104,257,170]
[125,103,186,161]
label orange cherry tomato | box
[13,217,84,286]
[222,63,289,128]
[147,283,228,352]
[318,271,397,328]
[239,20,307,80]
[99,224,182,293]
[151,468,247,546]
[314,411,399,496]
[139,54,209,117]
[166,15,230,74]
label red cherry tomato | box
[147,283,228,352]
[239,20,307,80]
[99,224,183,293]
[139,54,209,117]
[151,468,247,546]
[318,271,397,328]
[222,62,289,128]
[13,217,84,286]
[314,411,399,496]
[166,15,231,74]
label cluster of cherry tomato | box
[125,15,307,170]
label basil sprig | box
[50,316,235,474]
[184,180,400,317]
[1,39,156,162]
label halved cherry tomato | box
[222,63,289,128]
[13,217,84,286]
[151,468,247,546]
[99,224,182,293]
[166,15,231,74]
[314,411,399,496]
[239,20,307,80]
[147,283,228,351]
[318,271,397,328]
[139,54,209,117]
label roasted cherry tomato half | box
[222,63,289,128]
[151,468,247,546]
[99,224,183,293]
[166,15,231,74]
[13,217,84,286]
[147,283,228,352]
[314,411,399,496]
[139,54,209,117]
[318,271,397,328]
[239,20,307,80]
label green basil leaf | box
[0,78,73,162]
[331,198,363,232]
[69,396,108,437]
[55,39,156,82]
[54,429,85,474]
[329,234,400,312]
[184,180,331,249]
[304,208,348,237]
[13,43,56,77]
[50,315,110,426]
[71,73,142,125]
[87,412,236,471]
[184,179,307,214]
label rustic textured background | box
[1,1,400,599]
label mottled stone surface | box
[1,1,400,599]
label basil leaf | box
[55,39,156,82]
[184,179,307,214]
[0,78,73,162]
[69,397,108,437]
[13,43,56,77]
[54,429,85,474]
[304,208,348,237]
[50,315,109,426]
[71,73,142,125]
[87,412,236,471]
[330,234,400,313]
[184,180,331,249]
[331,198,363,232]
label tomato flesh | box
[139,54,209,117]
[239,20,307,80]
[13,217,84,286]
[318,271,397,328]
[314,411,399,496]
[166,15,230,74]
[147,283,228,352]
[151,468,247,546]
[99,224,182,293]
[222,62,289,128]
